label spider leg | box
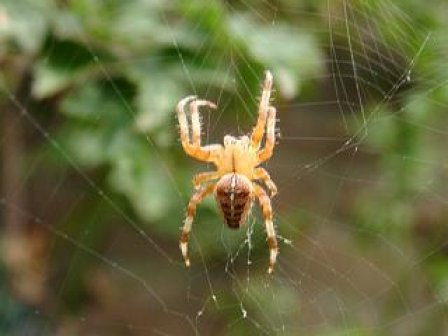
[190,99,217,146]
[254,184,278,274]
[192,171,220,190]
[251,70,273,149]
[253,167,277,197]
[257,106,277,163]
[176,96,221,162]
[180,183,216,267]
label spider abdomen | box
[215,174,254,229]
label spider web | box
[2,0,448,335]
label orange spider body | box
[176,71,279,273]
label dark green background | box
[1,0,448,335]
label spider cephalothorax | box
[177,71,278,273]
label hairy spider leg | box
[179,183,216,267]
[251,70,273,149]
[189,99,216,146]
[253,167,278,197]
[176,96,221,163]
[192,171,220,190]
[254,184,278,273]
[258,106,276,163]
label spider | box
[176,71,278,273]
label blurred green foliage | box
[2,0,448,335]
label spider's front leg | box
[254,184,278,274]
[180,184,215,267]
[176,96,221,162]
[253,167,277,197]
[251,70,273,149]
[189,98,215,146]
[258,106,277,163]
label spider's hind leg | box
[180,184,215,267]
[254,184,278,273]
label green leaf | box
[68,0,172,51]
[0,0,51,54]
[32,40,94,98]
[230,15,324,99]
[107,130,173,222]
[60,79,133,124]
[134,74,184,132]
[62,126,108,168]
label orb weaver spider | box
[176,71,278,273]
